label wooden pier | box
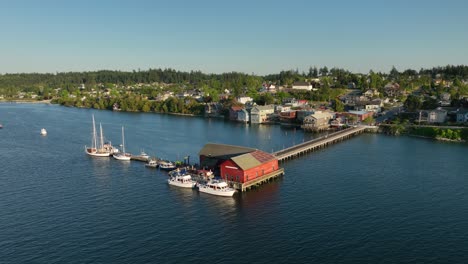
[273,126,367,161]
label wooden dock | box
[233,168,285,192]
[273,126,367,161]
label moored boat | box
[145,159,158,168]
[113,126,131,161]
[139,150,150,160]
[197,179,236,197]
[85,115,112,157]
[40,128,47,136]
[159,161,176,171]
[167,170,196,188]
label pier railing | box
[273,126,367,161]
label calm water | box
[1,103,467,264]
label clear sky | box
[1,0,467,75]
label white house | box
[250,105,275,124]
[237,96,253,104]
[301,111,334,131]
[422,108,447,123]
[292,81,313,91]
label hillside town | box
[2,67,468,136]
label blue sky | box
[1,0,467,74]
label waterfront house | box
[199,143,280,184]
[250,105,275,124]
[237,109,250,123]
[229,106,244,121]
[456,108,468,123]
[421,108,447,123]
[301,111,334,132]
[296,109,316,122]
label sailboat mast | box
[92,115,97,149]
[99,123,104,149]
[121,126,125,153]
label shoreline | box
[0,99,52,104]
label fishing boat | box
[197,179,236,197]
[139,150,150,160]
[145,159,158,168]
[85,115,111,157]
[159,161,176,171]
[113,126,131,161]
[40,128,47,136]
[167,169,196,188]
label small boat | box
[40,128,47,136]
[197,179,236,197]
[168,170,196,188]
[113,126,131,161]
[0,124,3,129]
[159,161,176,171]
[139,150,150,160]
[145,159,158,168]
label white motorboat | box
[145,159,158,168]
[167,171,196,188]
[197,179,236,197]
[139,150,150,160]
[85,115,111,157]
[159,161,176,171]
[40,128,47,136]
[113,126,131,161]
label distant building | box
[237,109,250,123]
[456,108,468,123]
[292,81,313,91]
[421,108,447,123]
[229,106,244,121]
[237,96,253,104]
[250,105,275,124]
[354,100,382,113]
[347,110,374,122]
[384,82,401,97]
[198,143,280,184]
[301,111,334,132]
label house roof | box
[199,143,255,158]
[230,106,244,111]
[230,150,276,170]
[305,111,334,120]
[252,105,274,111]
[293,81,310,86]
[348,110,370,115]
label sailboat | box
[85,115,111,157]
[113,126,131,161]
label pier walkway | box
[273,126,368,161]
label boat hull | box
[113,154,131,161]
[167,179,196,188]
[85,148,111,157]
[197,185,236,197]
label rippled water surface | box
[1,104,467,263]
